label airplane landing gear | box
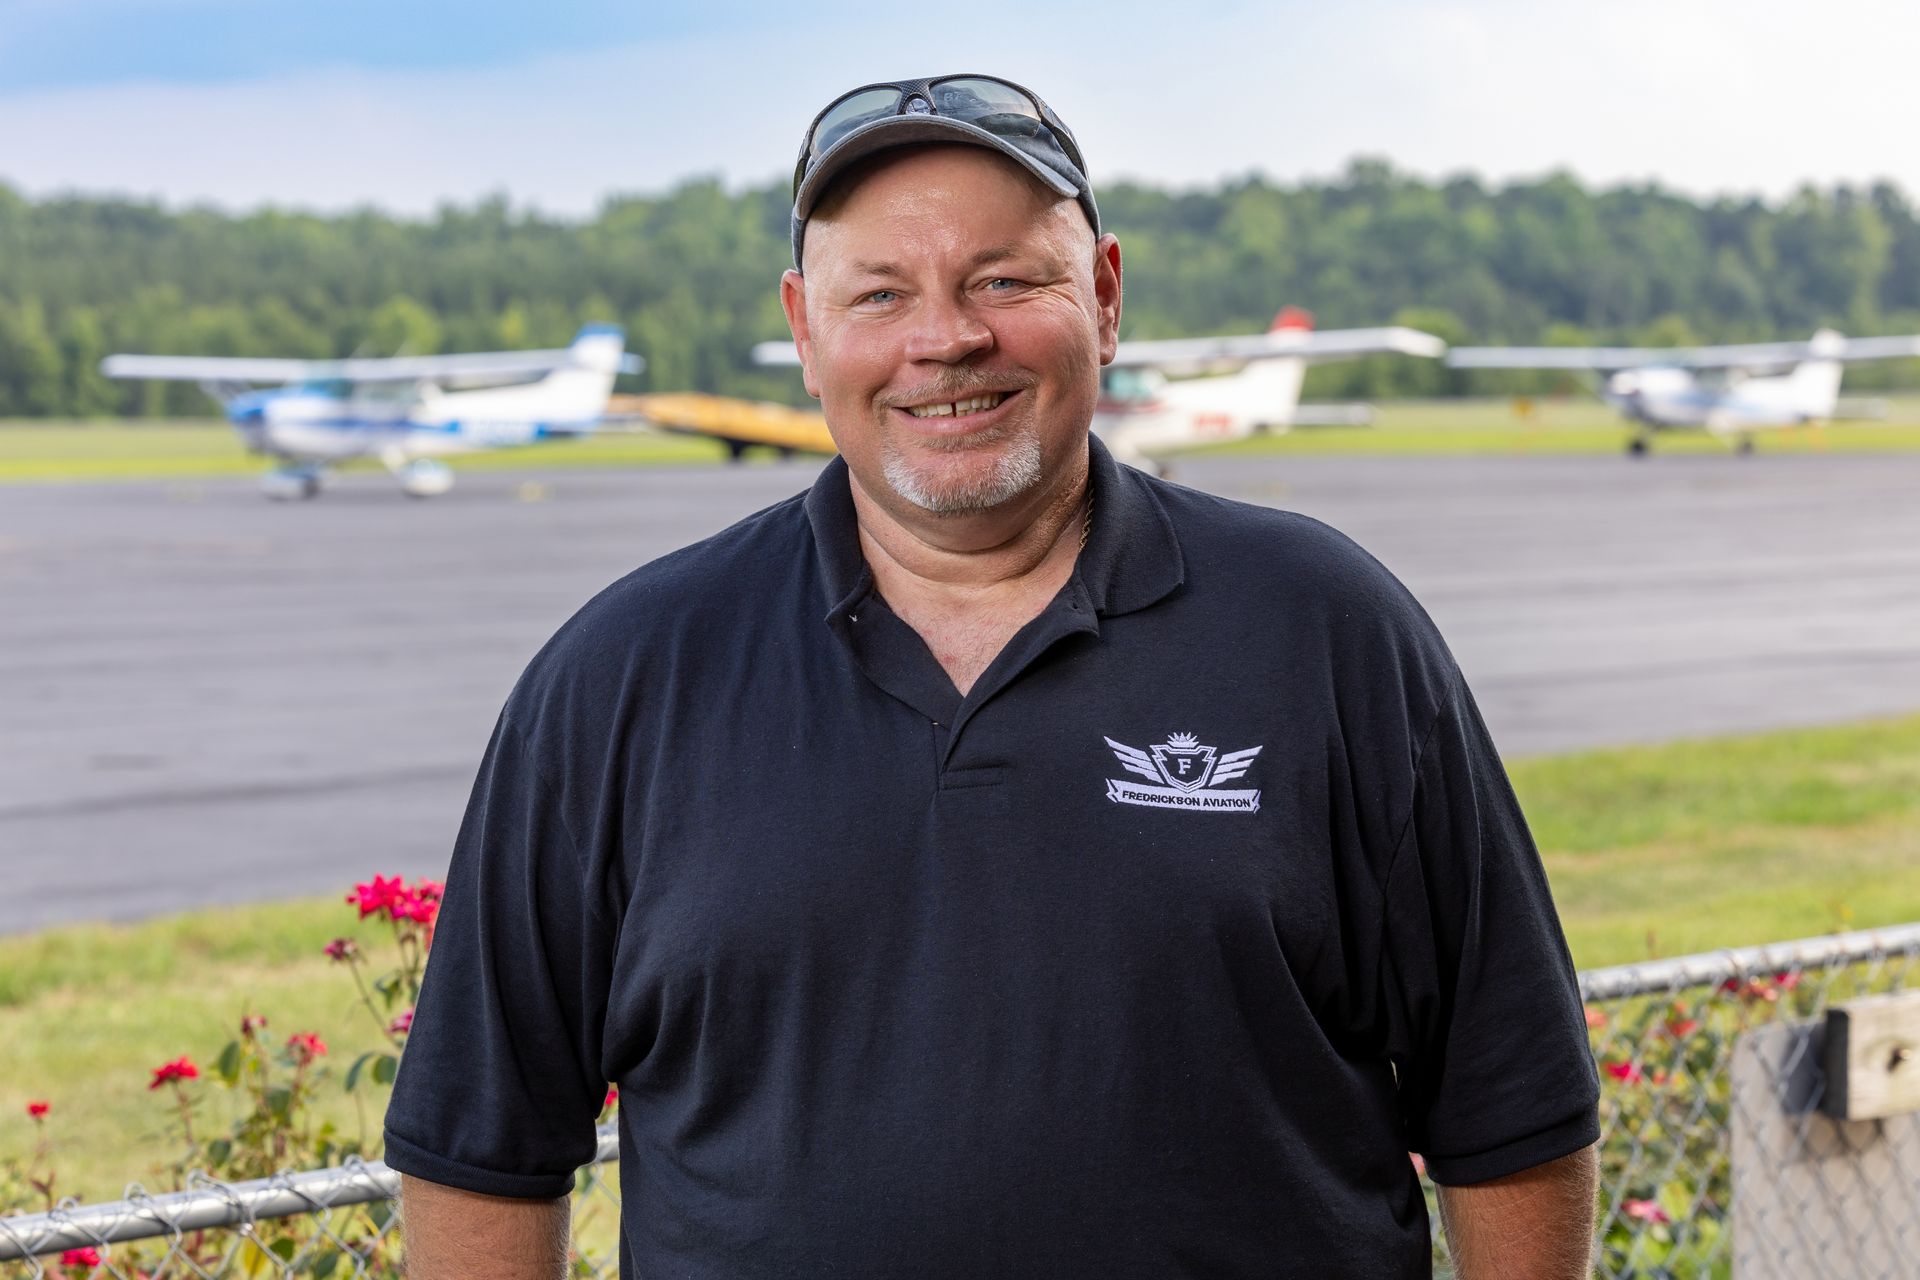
[399,459,455,498]
[262,467,323,500]
[1735,435,1756,456]
[1626,436,1650,458]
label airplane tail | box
[536,324,629,423]
[1789,329,1846,419]
[1236,307,1313,412]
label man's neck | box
[847,447,1091,696]
[849,448,1090,606]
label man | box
[386,74,1600,1278]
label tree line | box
[3,158,1919,418]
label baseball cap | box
[790,74,1100,269]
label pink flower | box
[240,1012,269,1036]
[1665,1007,1699,1038]
[323,937,360,962]
[1583,1005,1607,1030]
[60,1246,102,1268]
[287,1032,328,1064]
[603,1085,619,1111]
[388,1007,414,1036]
[27,1100,50,1119]
[1604,1060,1645,1085]
[149,1056,199,1090]
[1622,1198,1672,1225]
[347,874,409,920]
[1408,1151,1427,1177]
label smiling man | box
[385,74,1601,1279]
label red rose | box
[287,1031,328,1064]
[27,1100,50,1119]
[60,1246,102,1268]
[148,1056,200,1090]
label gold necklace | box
[1079,489,1093,551]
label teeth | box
[906,392,1006,419]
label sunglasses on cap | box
[794,74,1089,192]
[788,73,1099,267]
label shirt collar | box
[804,432,1185,625]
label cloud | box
[0,0,1913,216]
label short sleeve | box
[1378,673,1600,1186]
[383,714,615,1199]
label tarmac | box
[7,452,1920,933]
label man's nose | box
[902,296,993,364]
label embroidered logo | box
[1103,732,1263,812]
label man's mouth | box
[900,391,1011,419]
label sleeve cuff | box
[382,1126,578,1200]
[1422,1106,1600,1186]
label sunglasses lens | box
[931,77,1046,137]
[810,88,902,160]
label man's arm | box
[399,1173,571,1280]
[1434,1142,1599,1280]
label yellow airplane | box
[612,393,836,460]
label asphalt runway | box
[7,453,1920,933]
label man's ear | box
[1092,234,1123,365]
[779,269,822,400]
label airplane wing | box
[1107,326,1446,374]
[102,349,645,384]
[752,329,1447,377]
[1837,335,1920,361]
[1449,333,1920,372]
[750,341,805,366]
[1446,343,1806,371]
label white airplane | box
[1447,329,1920,456]
[102,324,642,498]
[751,308,1446,473]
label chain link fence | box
[7,924,1919,1278]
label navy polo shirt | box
[384,436,1599,1278]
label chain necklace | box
[1079,488,1094,551]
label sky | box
[0,0,1914,217]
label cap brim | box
[793,115,1081,220]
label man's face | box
[783,146,1121,521]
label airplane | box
[101,324,643,498]
[750,308,1447,473]
[1446,329,1920,456]
[611,392,836,461]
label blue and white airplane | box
[102,324,642,498]
[1448,329,1920,455]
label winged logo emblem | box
[1103,732,1263,812]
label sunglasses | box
[794,74,1087,193]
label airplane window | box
[1101,368,1165,403]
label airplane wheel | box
[726,440,749,464]
[300,475,320,500]
[1626,438,1649,458]
[1736,436,1756,456]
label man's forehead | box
[803,146,1081,275]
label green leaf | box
[270,1237,297,1262]
[207,1138,232,1167]
[265,1085,293,1119]
[371,1054,398,1086]
[344,1051,378,1093]
[312,1252,339,1279]
[217,1039,243,1086]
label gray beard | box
[881,430,1044,515]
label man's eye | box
[860,289,898,305]
[985,278,1024,291]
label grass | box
[7,396,1920,484]
[1198,394,1920,456]
[3,713,1919,1203]
[0,420,734,482]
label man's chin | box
[881,437,1044,516]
